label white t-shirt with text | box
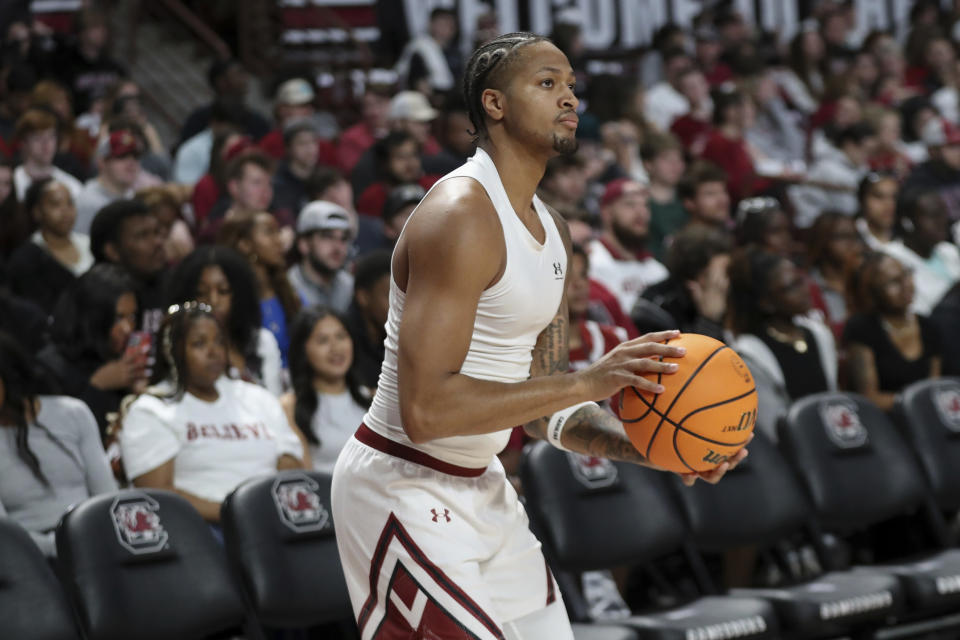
[120,377,303,502]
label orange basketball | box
[618,333,757,474]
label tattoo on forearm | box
[535,311,569,377]
[560,404,651,465]
[524,300,647,465]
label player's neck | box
[480,138,547,217]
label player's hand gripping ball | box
[618,333,757,474]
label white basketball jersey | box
[363,147,567,467]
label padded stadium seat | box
[669,432,903,637]
[893,377,960,513]
[780,392,960,618]
[220,470,355,630]
[521,441,779,639]
[56,489,246,640]
[0,517,80,640]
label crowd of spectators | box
[2,0,960,622]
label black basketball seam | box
[677,388,757,425]
[623,338,672,421]
[644,344,728,459]
[625,387,755,446]
[673,427,696,472]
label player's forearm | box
[400,369,594,444]
[525,403,654,466]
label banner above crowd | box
[280,0,919,54]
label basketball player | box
[331,33,749,639]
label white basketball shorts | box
[331,424,574,640]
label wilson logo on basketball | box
[721,409,757,433]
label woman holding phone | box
[38,264,150,436]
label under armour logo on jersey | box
[552,262,563,278]
[430,508,451,523]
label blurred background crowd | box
[2,0,960,630]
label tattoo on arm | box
[560,403,652,465]
[524,302,650,465]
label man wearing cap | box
[74,129,142,234]
[259,78,338,165]
[587,178,668,319]
[351,90,453,196]
[287,201,355,312]
[903,118,960,226]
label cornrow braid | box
[462,32,550,140]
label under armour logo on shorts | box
[430,508,451,523]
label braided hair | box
[462,32,550,140]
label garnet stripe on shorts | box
[357,512,506,640]
[355,423,488,477]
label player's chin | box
[551,132,579,155]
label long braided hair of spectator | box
[166,246,264,384]
[462,31,549,140]
[0,332,65,486]
[287,306,370,446]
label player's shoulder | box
[402,177,503,254]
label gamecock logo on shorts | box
[933,385,960,433]
[820,399,868,449]
[272,473,331,534]
[111,493,169,555]
[567,452,619,489]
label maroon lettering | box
[186,422,198,441]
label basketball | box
[618,333,757,474]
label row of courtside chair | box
[523,377,960,640]
[4,377,960,640]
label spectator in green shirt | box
[642,132,687,260]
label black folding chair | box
[668,431,903,638]
[0,517,79,640]
[522,441,780,639]
[780,392,960,632]
[220,470,357,638]
[56,489,246,640]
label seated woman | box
[120,303,305,524]
[855,172,899,250]
[0,332,116,556]
[217,211,301,368]
[5,177,94,314]
[806,211,865,339]
[282,306,371,472]
[38,264,149,435]
[734,196,795,258]
[728,246,838,441]
[844,251,942,411]
[167,246,284,395]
